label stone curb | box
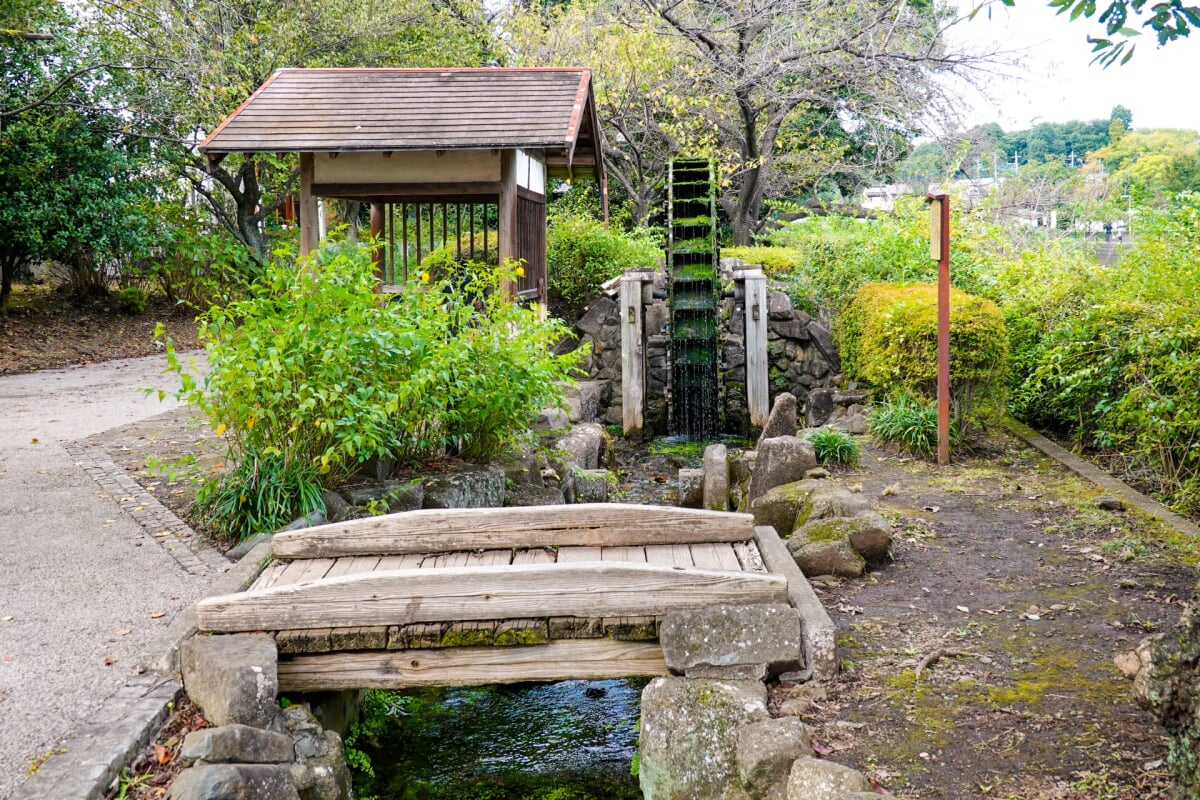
[1006,419,1200,538]
[12,676,182,800]
[11,543,272,800]
[63,440,231,577]
[752,525,838,681]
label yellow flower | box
[420,272,430,283]
[215,423,226,437]
[515,266,525,277]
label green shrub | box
[546,209,661,320]
[720,246,800,277]
[868,393,962,458]
[838,282,1008,425]
[115,286,147,314]
[420,230,498,282]
[162,240,581,540]
[1008,192,1200,513]
[762,199,1010,312]
[803,427,861,466]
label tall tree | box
[92,0,496,261]
[635,0,987,243]
[1,1,152,312]
[507,0,712,224]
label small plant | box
[194,449,324,541]
[115,767,152,800]
[804,427,861,466]
[115,286,148,314]
[867,393,961,458]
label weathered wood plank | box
[645,544,694,567]
[734,541,768,573]
[555,546,602,563]
[271,504,756,558]
[743,271,769,427]
[621,275,645,435]
[494,619,549,646]
[197,563,788,633]
[689,543,742,571]
[277,640,669,692]
[251,562,288,591]
[466,549,513,567]
[276,628,332,655]
[512,548,555,565]
[441,620,495,648]
[548,616,605,639]
[388,623,445,650]
[602,545,646,562]
[602,617,658,641]
[328,626,389,651]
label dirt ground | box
[791,435,1195,800]
[0,284,201,376]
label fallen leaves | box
[149,611,166,619]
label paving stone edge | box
[1006,418,1200,538]
[11,542,272,800]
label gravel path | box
[0,353,219,797]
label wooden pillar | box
[741,269,769,429]
[299,153,320,258]
[370,202,385,290]
[497,149,518,297]
[621,273,646,436]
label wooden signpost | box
[928,194,951,466]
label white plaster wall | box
[313,150,502,184]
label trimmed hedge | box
[721,246,801,277]
[839,282,1008,423]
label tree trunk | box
[0,255,17,316]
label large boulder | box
[167,764,299,800]
[757,393,798,448]
[422,465,504,509]
[748,437,818,503]
[800,488,870,526]
[786,757,872,800]
[736,718,814,800]
[659,604,803,679]
[793,515,893,564]
[639,678,769,800]
[554,423,605,471]
[750,480,821,538]
[504,484,566,507]
[180,634,279,729]
[786,538,865,578]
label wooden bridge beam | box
[196,562,787,634]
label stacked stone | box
[641,605,881,800]
[170,635,351,800]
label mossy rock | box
[786,537,865,578]
[793,516,892,563]
[749,479,820,536]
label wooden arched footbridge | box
[195,504,834,691]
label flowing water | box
[351,679,647,800]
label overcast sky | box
[938,0,1200,134]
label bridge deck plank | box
[644,544,694,567]
[689,542,743,571]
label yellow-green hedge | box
[721,246,801,277]
[838,282,1008,420]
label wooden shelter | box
[199,67,607,304]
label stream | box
[351,679,647,800]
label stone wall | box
[567,265,842,437]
